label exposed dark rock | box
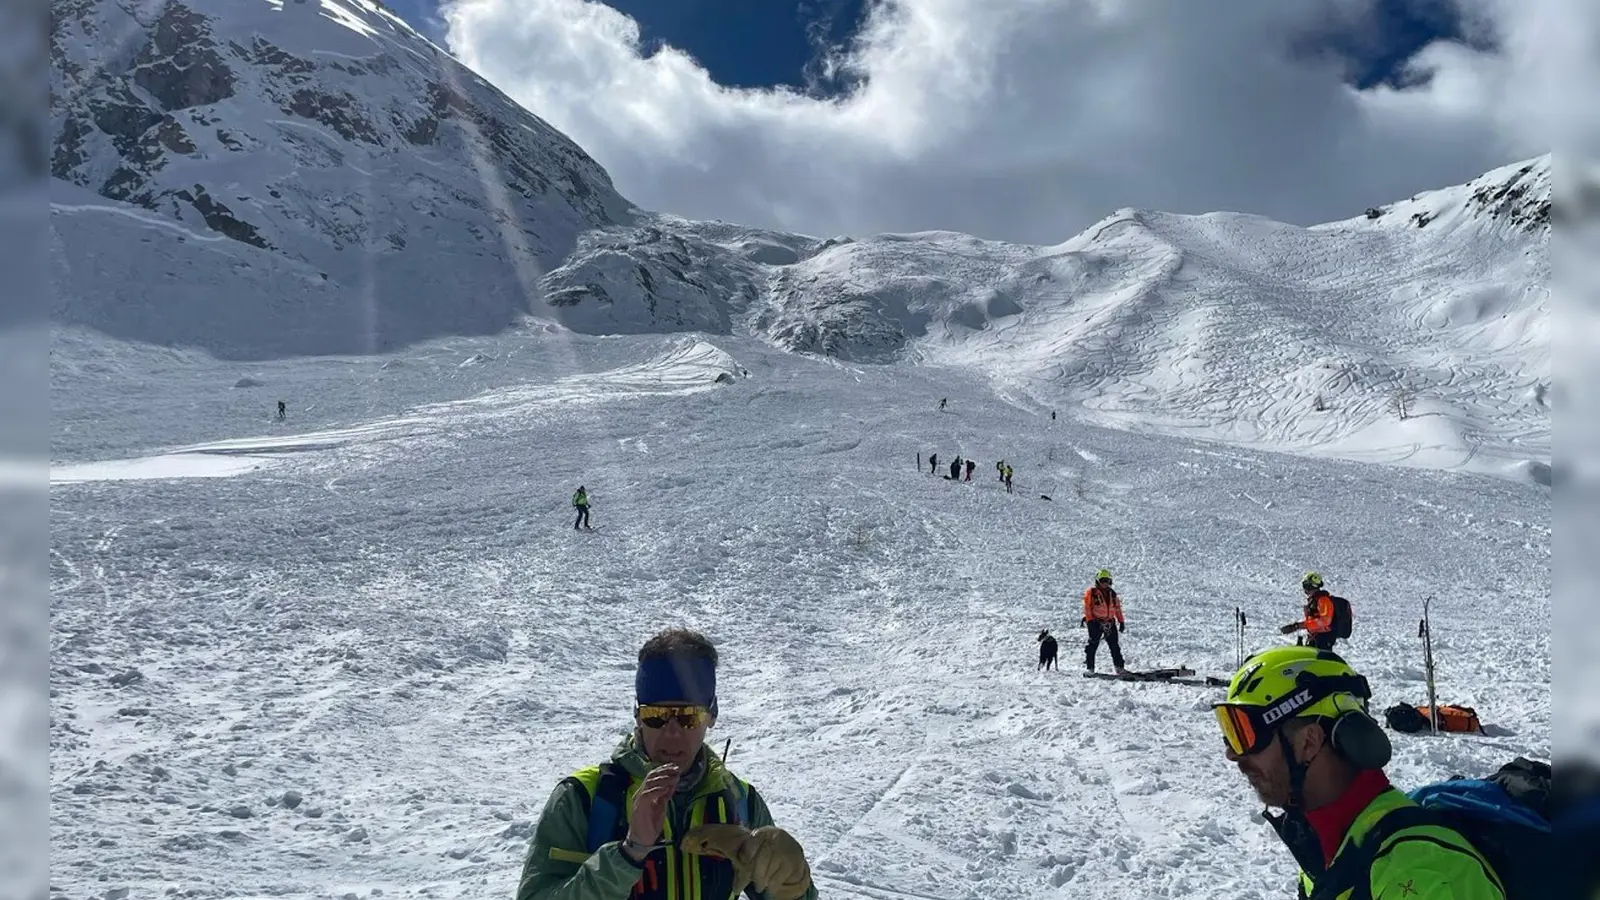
[1466,165,1548,230]
[155,117,197,154]
[100,165,153,205]
[283,89,381,144]
[87,86,163,155]
[242,37,315,74]
[131,5,236,110]
[52,115,93,179]
[174,185,271,249]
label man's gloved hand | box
[1118,621,1125,633]
[1080,618,1088,629]
[743,826,812,900]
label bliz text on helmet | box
[1263,688,1314,725]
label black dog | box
[1037,630,1059,670]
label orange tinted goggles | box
[637,704,711,730]
[1214,704,1271,756]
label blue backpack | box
[1314,758,1554,900]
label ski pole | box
[1420,596,1438,735]
[1235,607,1247,670]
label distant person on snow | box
[964,459,975,482]
[929,453,939,476]
[276,400,286,420]
[572,485,591,530]
[1082,569,1127,674]
[949,456,962,480]
[939,398,947,411]
[1003,463,1014,494]
[1280,571,1345,651]
[513,628,817,900]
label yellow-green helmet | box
[1223,645,1364,717]
[1214,645,1376,759]
[1095,569,1112,582]
[1302,571,1324,590]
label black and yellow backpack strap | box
[554,761,754,900]
[563,762,633,855]
[685,776,751,900]
[534,764,615,867]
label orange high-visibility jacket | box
[1303,590,1335,635]
[1083,586,1125,625]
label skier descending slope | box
[514,628,817,900]
[1214,647,1511,900]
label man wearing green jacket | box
[515,628,818,900]
[1214,646,1506,900]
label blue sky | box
[404,0,1467,94]
[435,0,1565,244]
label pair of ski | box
[1077,608,1247,688]
[1082,666,1228,687]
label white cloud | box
[442,0,1592,243]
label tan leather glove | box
[742,826,812,900]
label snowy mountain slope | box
[45,0,1548,477]
[48,327,1550,900]
[541,157,1549,481]
[50,0,633,357]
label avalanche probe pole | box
[1234,607,1246,670]
[1420,596,1438,735]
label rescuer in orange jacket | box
[1280,571,1341,651]
[1082,569,1127,674]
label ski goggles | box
[1212,672,1371,756]
[1213,703,1281,757]
[636,704,712,730]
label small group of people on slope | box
[923,452,1014,492]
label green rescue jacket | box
[515,733,819,900]
[1296,787,1506,900]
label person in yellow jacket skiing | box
[1214,646,1508,899]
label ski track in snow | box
[49,330,1547,900]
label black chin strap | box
[1280,727,1310,810]
[1262,728,1327,883]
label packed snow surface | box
[50,328,1549,900]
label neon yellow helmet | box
[1213,645,1374,758]
[1095,569,1112,582]
[1302,571,1324,590]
